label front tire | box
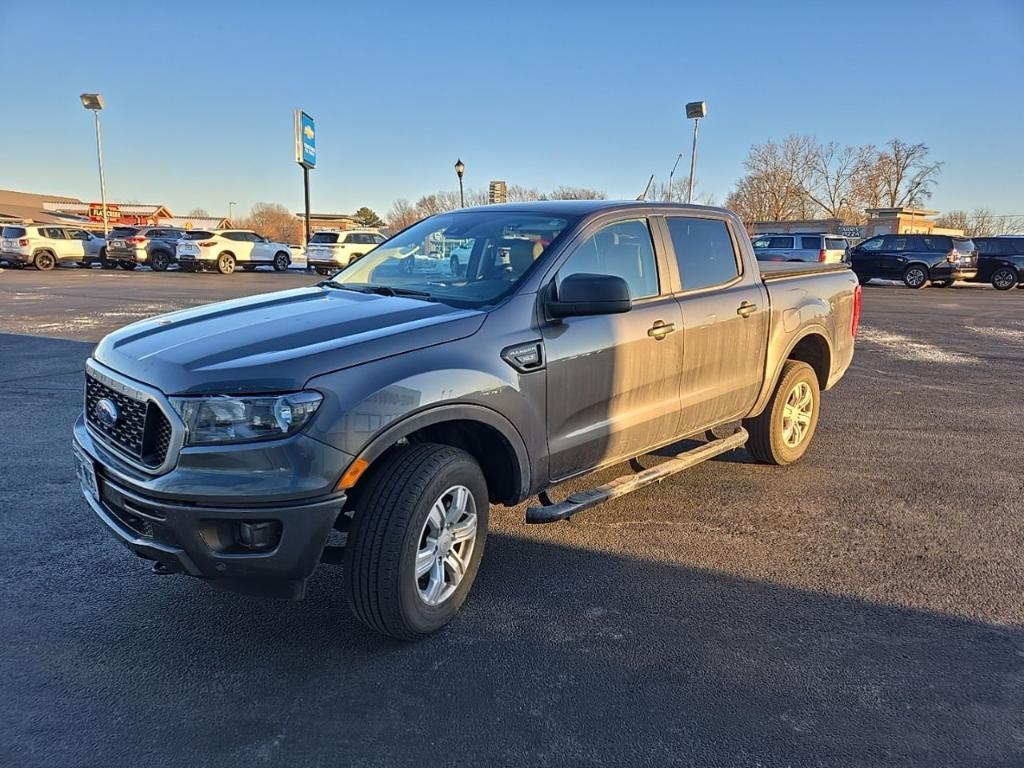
[344,443,489,640]
[743,360,820,466]
[216,253,236,274]
[991,267,1017,291]
[273,251,290,272]
[902,265,928,289]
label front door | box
[851,235,884,276]
[543,217,683,481]
[661,215,769,436]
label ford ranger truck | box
[72,201,861,639]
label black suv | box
[849,234,977,288]
[970,236,1024,290]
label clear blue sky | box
[1,0,1021,219]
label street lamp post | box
[684,101,707,204]
[667,153,683,202]
[455,159,465,208]
[80,93,109,237]
[228,201,237,223]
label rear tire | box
[315,266,332,276]
[217,253,236,274]
[119,261,137,271]
[150,251,171,272]
[902,265,928,289]
[344,443,489,640]
[933,279,954,288]
[34,251,56,271]
[857,274,872,285]
[273,251,290,272]
[991,267,1017,291]
[743,360,820,466]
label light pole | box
[80,93,109,237]
[684,101,707,204]
[228,201,237,223]
[455,158,465,208]
[667,153,683,201]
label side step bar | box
[526,428,748,524]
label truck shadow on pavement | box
[8,529,1022,768]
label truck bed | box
[758,261,851,280]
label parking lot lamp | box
[684,101,707,204]
[80,93,109,237]
[455,159,465,208]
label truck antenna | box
[637,174,655,201]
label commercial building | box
[753,207,964,240]
[0,189,229,231]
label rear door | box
[542,216,684,480]
[41,228,73,260]
[798,235,823,262]
[661,215,769,435]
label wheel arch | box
[750,327,833,417]
[349,404,530,506]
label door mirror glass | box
[547,273,632,318]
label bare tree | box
[238,202,300,243]
[935,208,1024,237]
[387,198,420,231]
[186,207,210,217]
[874,139,943,208]
[548,185,606,200]
[803,142,870,221]
[504,185,545,202]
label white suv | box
[1,224,107,270]
[175,230,292,274]
[305,229,385,275]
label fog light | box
[235,521,281,551]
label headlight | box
[169,391,323,446]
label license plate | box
[111,239,125,248]
[74,445,99,500]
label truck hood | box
[93,286,486,395]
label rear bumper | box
[1,250,31,263]
[949,267,978,280]
[107,248,145,263]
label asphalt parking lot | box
[2,266,1023,767]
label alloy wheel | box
[415,485,478,606]
[782,381,813,448]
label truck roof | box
[455,200,727,217]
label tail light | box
[947,249,958,263]
[198,241,217,247]
[126,236,147,244]
[18,238,29,246]
[818,248,827,262]
[851,284,863,338]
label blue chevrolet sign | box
[295,110,316,169]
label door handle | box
[647,320,676,339]
[737,301,757,318]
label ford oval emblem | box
[95,398,119,428]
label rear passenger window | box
[801,236,821,250]
[667,217,740,291]
[558,219,659,300]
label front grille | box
[85,373,172,468]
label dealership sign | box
[295,110,316,169]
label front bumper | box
[73,416,348,599]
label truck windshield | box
[327,210,575,307]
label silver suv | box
[752,233,850,263]
[305,229,385,275]
[1,224,107,270]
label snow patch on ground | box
[967,325,1024,343]
[858,326,979,364]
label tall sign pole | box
[294,109,316,255]
[684,101,707,204]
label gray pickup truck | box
[72,201,861,639]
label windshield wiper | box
[319,281,435,300]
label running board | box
[526,428,749,524]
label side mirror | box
[547,273,632,318]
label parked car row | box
[0,224,295,274]
[752,231,1024,290]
